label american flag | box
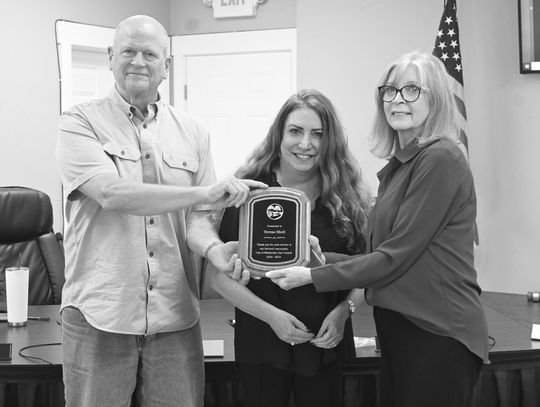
[432,0,478,244]
[432,0,468,151]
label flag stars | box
[433,1,464,85]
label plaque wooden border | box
[239,187,311,277]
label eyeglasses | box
[377,85,426,103]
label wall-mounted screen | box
[519,0,540,72]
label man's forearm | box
[186,210,222,256]
[80,173,213,216]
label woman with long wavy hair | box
[209,89,372,407]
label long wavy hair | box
[236,89,371,253]
[370,51,462,159]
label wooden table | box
[472,292,540,407]
[0,292,538,407]
[200,292,540,407]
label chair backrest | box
[0,186,65,305]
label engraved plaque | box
[239,187,311,277]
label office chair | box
[0,187,66,406]
[0,186,65,305]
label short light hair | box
[113,15,170,57]
[370,51,460,159]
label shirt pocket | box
[162,152,199,186]
[102,142,142,180]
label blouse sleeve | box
[312,146,472,292]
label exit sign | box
[212,0,257,18]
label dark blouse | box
[219,173,362,376]
[311,138,490,363]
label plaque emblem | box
[266,203,284,220]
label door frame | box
[171,28,297,110]
[56,20,116,113]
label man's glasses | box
[378,85,425,103]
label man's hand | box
[265,266,313,290]
[268,309,314,345]
[207,177,267,208]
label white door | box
[172,29,297,178]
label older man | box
[56,15,264,407]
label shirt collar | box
[130,103,157,122]
[109,86,161,120]
[376,137,441,182]
[393,136,441,164]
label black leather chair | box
[0,187,66,406]
[0,186,65,305]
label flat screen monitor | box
[519,0,540,72]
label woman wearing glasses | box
[267,51,489,407]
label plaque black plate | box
[239,187,310,277]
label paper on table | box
[532,324,540,341]
[354,336,376,348]
[203,340,224,358]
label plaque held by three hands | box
[239,187,312,278]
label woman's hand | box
[228,257,250,285]
[310,302,349,349]
[267,309,314,345]
[206,241,250,285]
[265,266,313,290]
[206,241,237,272]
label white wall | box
[170,0,295,35]
[297,0,440,192]
[297,0,540,294]
[461,0,540,294]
